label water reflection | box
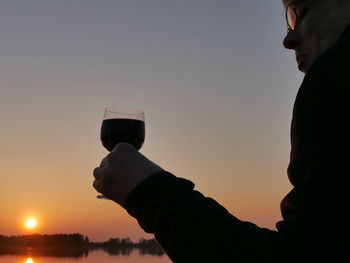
[0,246,164,259]
[97,246,133,256]
[138,246,165,256]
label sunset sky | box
[0,0,304,242]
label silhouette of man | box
[93,0,350,261]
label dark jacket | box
[126,24,350,262]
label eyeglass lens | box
[286,5,297,31]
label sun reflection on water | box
[25,258,34,263]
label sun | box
[25,218,37,229]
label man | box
[93,0,350,261]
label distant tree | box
[106,238,121,247]
[120,238,132,246]
[137,238,164,256]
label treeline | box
[91,237,161,247]
[0,234,164,256]
[0,247,89,258]
[0,234,89,247]
[91,237,164,256]
[91,237,162,249]
[137,238,165,256]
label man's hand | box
[93,143,163,208]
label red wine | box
[101,118,145,151]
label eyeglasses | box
[285,0,305,32]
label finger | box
[93,167,103,180]
[100,157,108,167]
[93,179,102,192]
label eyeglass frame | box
[285,0,305,32]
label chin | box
[298,64,307,74]
[298,60,311,74]
[299,67,308,74]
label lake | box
[0,248,172,263]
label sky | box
[0,0,304,242]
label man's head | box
[283,0,350,73]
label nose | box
[283,30,301,50]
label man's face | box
[283,0,350,73]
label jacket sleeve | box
[126,169,350,263]
[126,172,303,263]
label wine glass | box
[97,106,145,199]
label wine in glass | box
[97,106,145,199]
[101,106,145,151]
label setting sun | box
[25,258,34,263]
[25,218,37,229]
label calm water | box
[0,248,172,263]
